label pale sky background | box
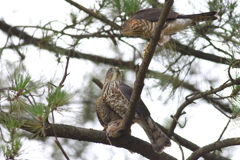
[0,0,240,160]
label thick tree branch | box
[122,0,174,131]
[171,40,240,68]
[186,138,240,160]
[0,111,176,160]
[64,0,120,30]
[169,77,240,136]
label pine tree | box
[0,0,240,159]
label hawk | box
[120,8,218,46]
[101,67,171,153]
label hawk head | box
[104,67,122,83]
[120,18,145,37]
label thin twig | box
[209,99,234,119]
[58,51,71,87]
[171,115,187,128]
[171,136,185,160]
[23,95,34,106]
[48,51,71,160]
[217,119,231,142]
[48,82,57,88]
[51,111,70,160]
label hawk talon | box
[142,43,150,58]
[106,119,124,138]
[106,135,112,145]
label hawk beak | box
[114,67,121,75]
[115,67,120,71]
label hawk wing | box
[96,96,122,129]
[119,83,150,118]
[132,8,179,22]
[132,8,218,22]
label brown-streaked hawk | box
[120,8,218,46]
[101,67,171,154]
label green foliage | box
[10,74,33,95]
[47,87,72,109]
[29,103,46,117]
[28,103,50,122]
[7,65,41,97]
[0,115,25,131]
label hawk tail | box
[179,11,218,23]
[136,116,171,153]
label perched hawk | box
[101,67,171,153]
[120,8,218,45]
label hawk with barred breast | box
[120,8,218,45]
[99,67,171,153]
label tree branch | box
[171,40,240,68]
[186,138,240,160]
[121,0,174,131]
[0,111,176,160]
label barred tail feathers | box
[135,116,171,153]
[179,11,218,22]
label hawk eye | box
[108,68,113,72]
